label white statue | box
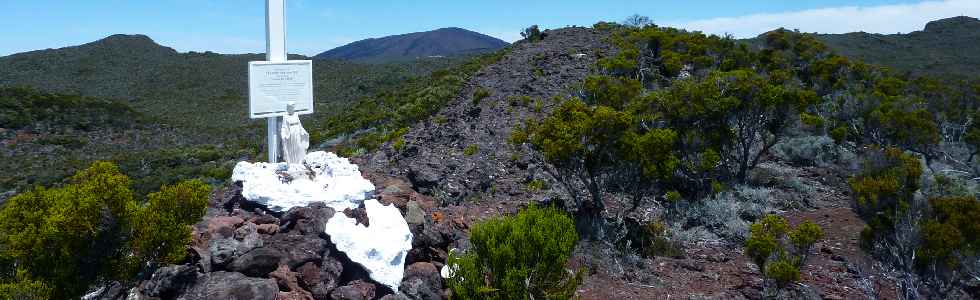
[280,101,309,165]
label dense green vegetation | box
[508,20,978,296]
[849,146,980,296]
[0,162,209,299]
[447,205,582,300]
[0,87,248,195]
[0,86,141,132]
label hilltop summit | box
[316,27,509,63]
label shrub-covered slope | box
[360,27,614,207]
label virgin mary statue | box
[280,101,309,165]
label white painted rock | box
[325,199,414,290]
[231,151,375,212]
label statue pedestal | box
[231,151,413,290]
[231,151,374,212]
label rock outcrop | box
[113,149,456,300]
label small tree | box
[623,14,653,28]
[521,25,544,42]
[447,205,583,300]
[517,99,633,229]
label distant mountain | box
[316,27,509,63]
[813,16,980,79]
[0,34,460,139]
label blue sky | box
[1,0,977,56]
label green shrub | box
[472,87,491,105]
[642,221,683,258]
[764,259,800,289]
[799,112,825,130]
[525,179,547,191]
[0,162,209,299]
[130,180,210,266]
[447,205,582,300]
[917,196,980,269]
[789,220,824,257]
[463,144,479,156]
[848,146,921,247]
[745,215,789,268]
[830,126,848,144]
[745,215,822,294]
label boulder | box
[282,202,336,235]
[208,216,245,238]
[325,199,413,290]
[228,247,284,277]
[269,264,303,292]
[379,294,411,300]
[264,233,328,269]
[399,262,442,300]
[140,265,197,299]
[297,258,344,300]
[278,291,315,300]
[404,201,425,226]
[178,271,277,300]
[257,223,279,235]
[209,238,240,268]
[235,222,264,253]
[250,213,280,225]
[329,280,376,300]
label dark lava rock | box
[178,271,277,300]
[330,280,376,300]
[406,167,441,193]
[399,262,442,300]
[265,233,328,269]
[282,202,336,235]
[297,258,344,300]
[227,247,284,277]
[379,294,412,300]
[140,265,198,299]
[250,213,280,225]
[343,206,370,227]
[209,238,240,268]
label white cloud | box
[665,0,980,38]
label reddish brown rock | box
[278,291,314,300]
[208,216,245,238]
[257,223,279,235]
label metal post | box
[265,0,287,162]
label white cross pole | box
[265,0,287,162]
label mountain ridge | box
[316,27,509,63]
[813,16,980,79]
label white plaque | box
[248,60,314,118]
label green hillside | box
[0,34,462,142]
[0,34,467,196]
[814,16,980,80]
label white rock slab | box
[231,151,374,212]
[325,199,414,290]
